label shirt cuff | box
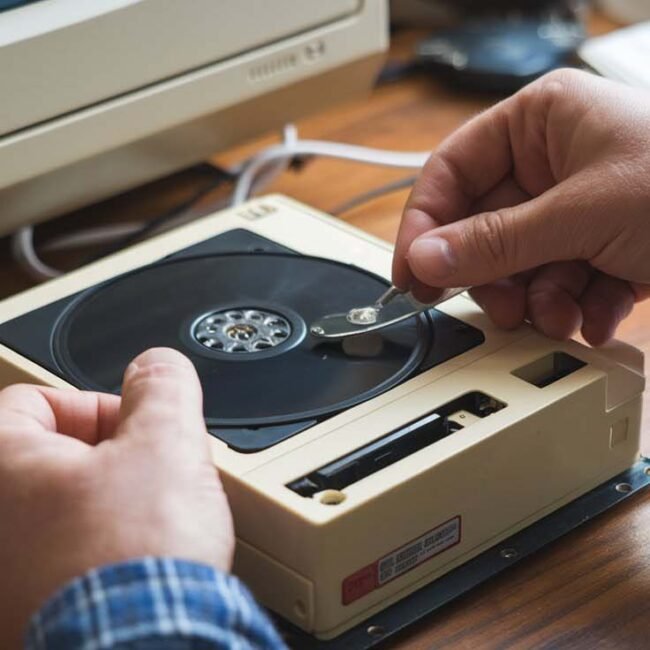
[25,557,287,650]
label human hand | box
[0,348,233,649]
[393,69,650,345]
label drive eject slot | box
[288,392,506,498]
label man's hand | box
[0,348,233,649]
[393,69,650,345]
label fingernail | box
[408,237,457,280]
[123,348,193,382]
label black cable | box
[92,164,234,261]
[331,175,417,215]
[375,60,422,86]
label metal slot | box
[288,392,506,498]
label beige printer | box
[0,0,388,235]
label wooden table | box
[2,11,649,649]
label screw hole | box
[367,625,385,638]
[644,468,650,477]
[318,490,346,506]
[500,548,518,560]
[615,482,633,493]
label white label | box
[377,516,461,585]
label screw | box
[615,482,633,493]
[367,625,385,638]
[311,326,325,336]
[500,548,518,560]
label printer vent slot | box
[512,352,586,388]
[288,392,506,498]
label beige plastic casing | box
[0,195,644,639]
[0,0,387,234]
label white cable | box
[41,222,144,252]
[242,124,298,196]
[11,226,60,281]
[11,124,430,282]
[30,153,366,256]
[231,137,429,206]
[10,194,236,281]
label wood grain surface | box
[1,10,649,649]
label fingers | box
[0,349,210,454]
[392,70,564,291]
[393,100,514,291]
[393,69,602,294]
[629,282,650,303]
[527,262,591,340]
[580,274,635,346]
[406,175,531,304]
[470,277,527,330]
[471,176,531,216]
[116,348,208,448]
[472,264,636,345]
[393,206,441,296]
[0,385,120,443]
[406,169,615,290]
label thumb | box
[116,347,207,447]
[406,182,602,288]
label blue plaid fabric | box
[25,557,287,649]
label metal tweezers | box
[310,285,468,339]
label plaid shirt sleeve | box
[25,557,287,650]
